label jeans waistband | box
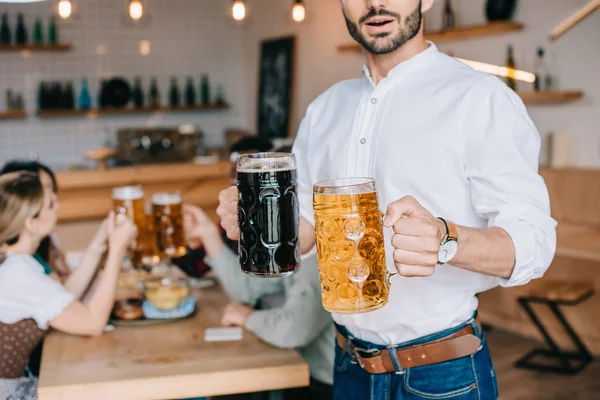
[335,312,482,352]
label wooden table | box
[38,286,309,400]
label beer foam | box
[237,160,295,173]
[112,185,144,201]
[152,192,182,205]
[237,153,296,173]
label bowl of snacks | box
[143,278,191,311]
[113,298,145,321]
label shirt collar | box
[362,41,439,86]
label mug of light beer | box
[313,178,391,314]
[112,185,159,268]
[236,152,301,277]
[152,191,187,259]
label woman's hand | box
[87,217,109,255]
[107,212,137,257]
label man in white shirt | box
[217,0,557,399]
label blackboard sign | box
[257,36,295,139]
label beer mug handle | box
[380,212,399,280]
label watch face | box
[438,240,458,264]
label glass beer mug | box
[152,191,187,259]
[112,185,159,268]
[313,178,391,313]
[236,153,300,277]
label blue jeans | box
[333,316,498,400]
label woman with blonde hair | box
[0,172,137,400]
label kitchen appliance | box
[116,126,204,165]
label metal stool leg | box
[516,298,594,374]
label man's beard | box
[344,1,422,55]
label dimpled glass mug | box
[313,177,391,314]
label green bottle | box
[48,16,58,45]
[34,18,43,44]
[200,75,210,106]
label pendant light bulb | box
[232,0,246,21]
[292,0,305,22]
[58,0,72,19]
[129,0,143,21]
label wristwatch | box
[437,217,459,264]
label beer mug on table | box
[112,185,159,267]
[313,178,390,313]
[236,152,300,277]
[152,191,187,259]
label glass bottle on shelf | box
[169,77,181,108]
[34,18,43,44]
[215,85,226,106]
[185,77,196,107]
[149,77,161,109]
[200,74,210,106]
[132,77,144,108]
[38,82,47,110]
[443,0,456,30]
[505,45,517,92]
[15,13,27,45]
[78,78,92,110]
[65,82,75,109]
[0,13,11,45]
[534,47,551,92]
[48,16,58,45]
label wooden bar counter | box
[38,286,309,400]
[479,167,600,354]
[55,162,232,223]
[54,162,232,252]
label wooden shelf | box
[518,91,584,105]
[36,104,229,118]
[0,110,28,120]
[338,21,524,52]
[0,44,72,52]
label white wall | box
[0,0,247,170]
[243,0,600,167]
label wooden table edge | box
[38,362,310,400]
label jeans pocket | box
[404,355,478,399]
[334,344,349,373]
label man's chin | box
[365,39,398,55]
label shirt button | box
[370,98,377,104]
[360,138,366,144]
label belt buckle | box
[351,346,381,369]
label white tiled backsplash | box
[0,0,247,170]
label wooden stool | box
[516,280,595,374]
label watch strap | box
[438,217,459,242]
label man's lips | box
[364,16,395,27]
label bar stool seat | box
[516,279,595,374]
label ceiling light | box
[232,0,246,21]
[129,0,143,21]
[58,0,72,19]
[292,0,305,22]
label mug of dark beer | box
[236,152,300,277]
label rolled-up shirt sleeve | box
[465,81,557,287]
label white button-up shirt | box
[292,43,557,345]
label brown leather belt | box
[336,317,483,374]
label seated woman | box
[1,161,71,281]
[1,160,111,293]
[0,172,137,400]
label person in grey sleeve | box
[183,204,334,400]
